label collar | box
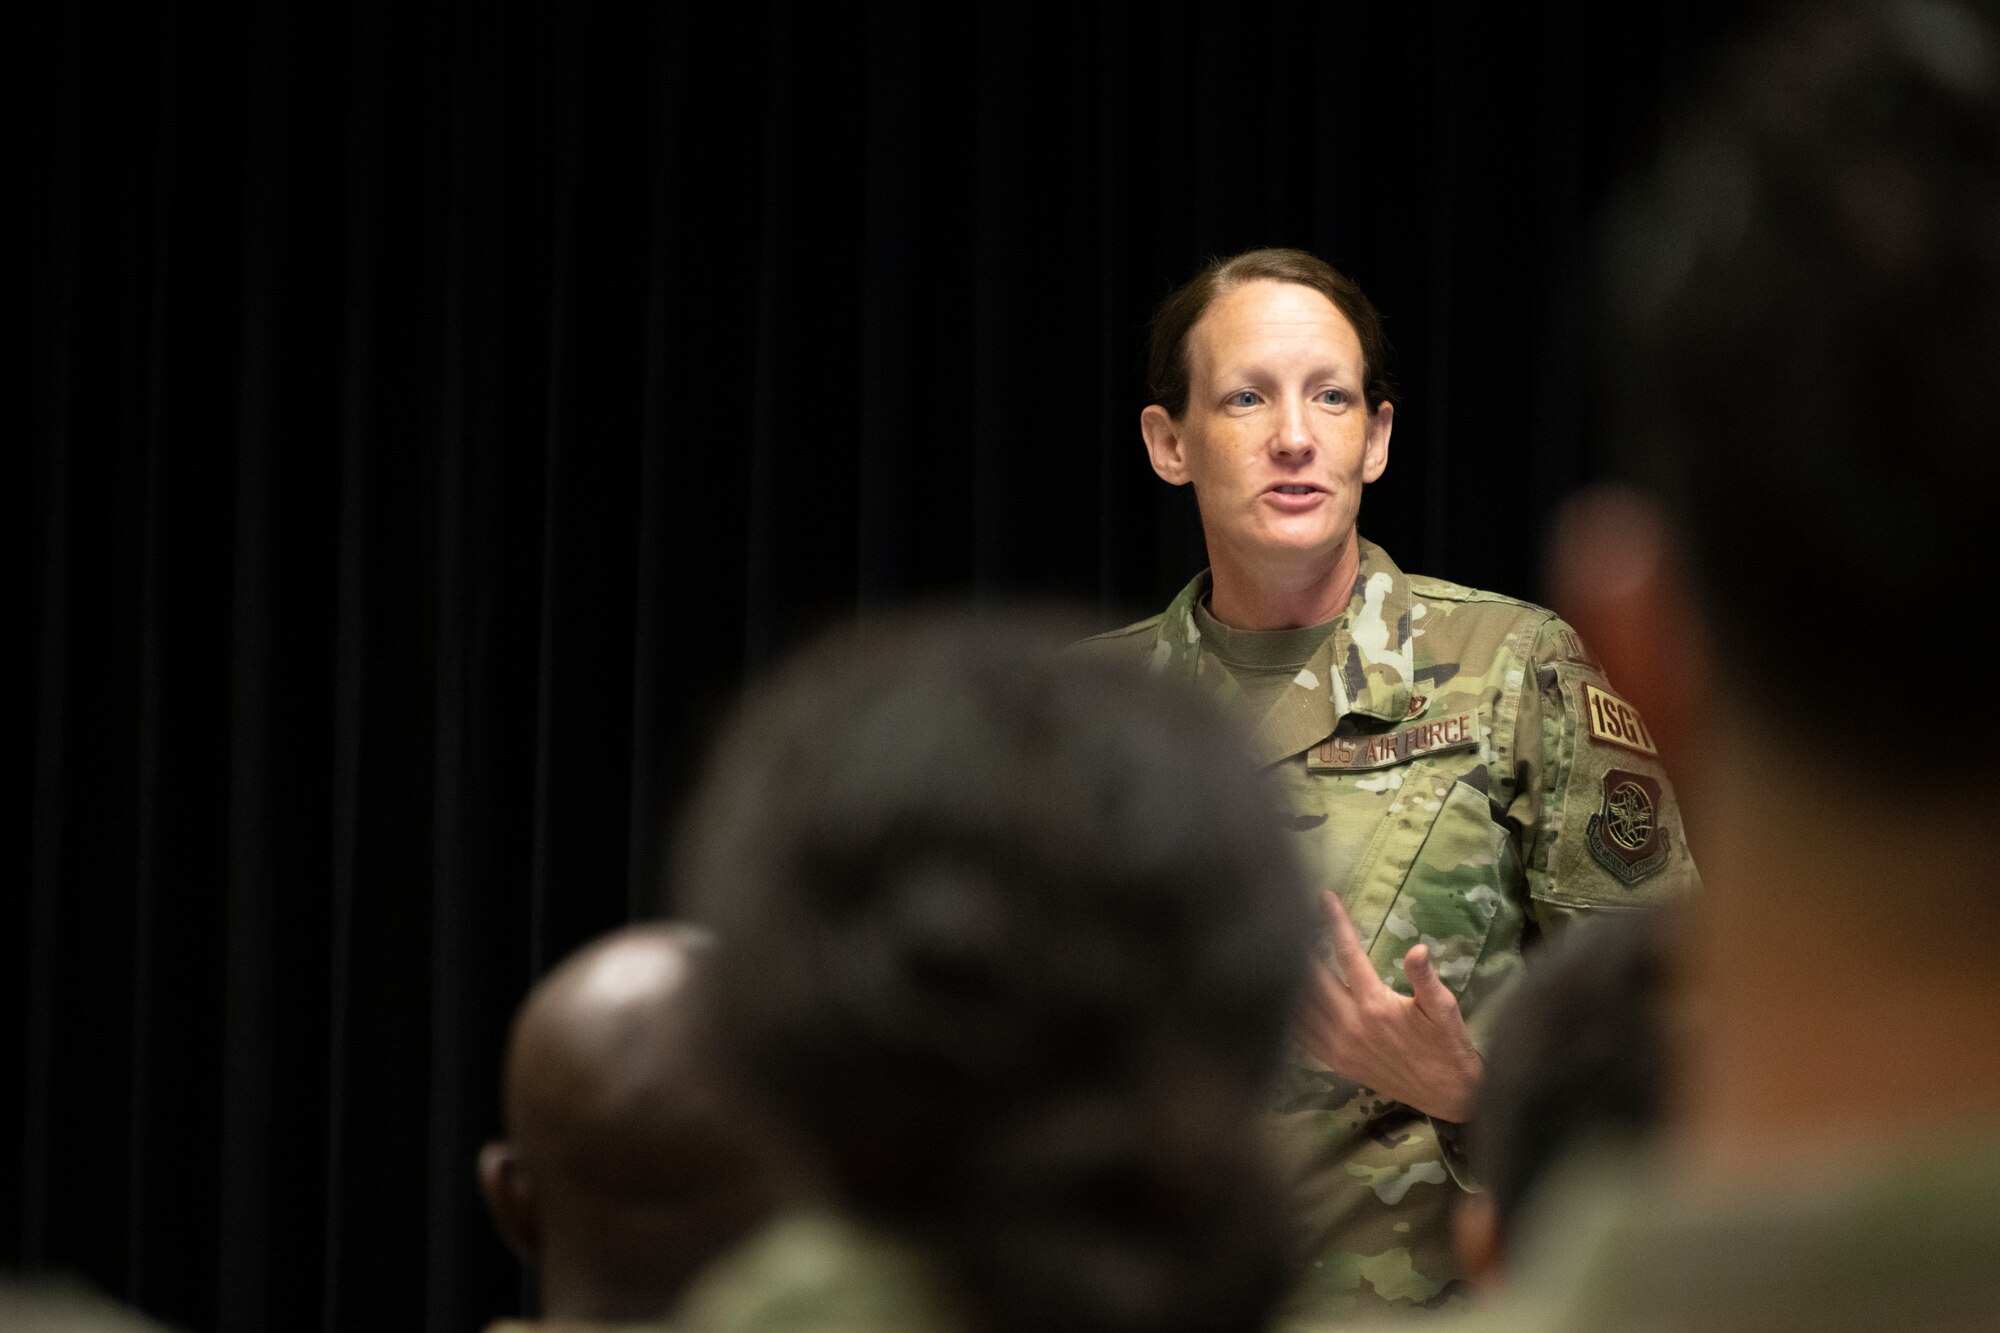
[1152,540,1415,764]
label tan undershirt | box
[1192,599,1377,894]
[1191,598,1337,726]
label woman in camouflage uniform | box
[1078,249,1696,1316]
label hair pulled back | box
[1147,247,1395,417]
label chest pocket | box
[1339,759,1510,996]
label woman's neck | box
[1205,535,1361,631]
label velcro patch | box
[1554,627,1600,669]
[1309,712,1479,772]
[1583,683,1657,757]
[1586,769,1671,885]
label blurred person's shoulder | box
[0,1281,181,1333]
[1318,1134,2000,1333]
[672,1210,973,1333]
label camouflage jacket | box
[1077,539,1695,1317]
[1393,1134,2000,1333]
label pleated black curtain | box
[8,3,1746,1330]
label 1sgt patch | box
[1586,769,1671,885]
[1582,683,1657,756]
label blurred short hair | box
[1600,0,2000,759]
[676,611,1313,1333]
[1468,910,1669,1244]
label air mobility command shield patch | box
[1586,768,1671,885]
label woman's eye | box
[1228,391,1259,408]
[1318,388,1348,406]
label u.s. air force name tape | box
[1308,712,1480,772]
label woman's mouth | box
[1263,484,1326,509]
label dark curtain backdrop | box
[9,3,1746,1330]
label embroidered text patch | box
[1308,712,1480,772]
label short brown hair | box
[1146,247,1395,418]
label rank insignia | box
[1582,683,1658,756]
[1555,627,1602,672]
[1586,768,1670,884]
[1405,694,1429,719]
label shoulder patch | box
[1582,683,1658,757]
[1538,660,1696,907]
[1585,769,1671,885]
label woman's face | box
[1143,279,1392,576]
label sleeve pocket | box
[1343,760,1509,996]
[1540,663,1696,910]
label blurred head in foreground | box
[1593,0,2000,743]
[1454,910,1670,1289]
[1503,0,2000,1323]
[1574,0,2000,1133]
[478,923,777,1324]
[676,613,1313,1333]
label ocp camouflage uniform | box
[1363,1134,2000,1333]
[1077,539,1696,1319]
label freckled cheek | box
[1190,437,1261,495]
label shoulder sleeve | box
[1508,617,1698,937]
